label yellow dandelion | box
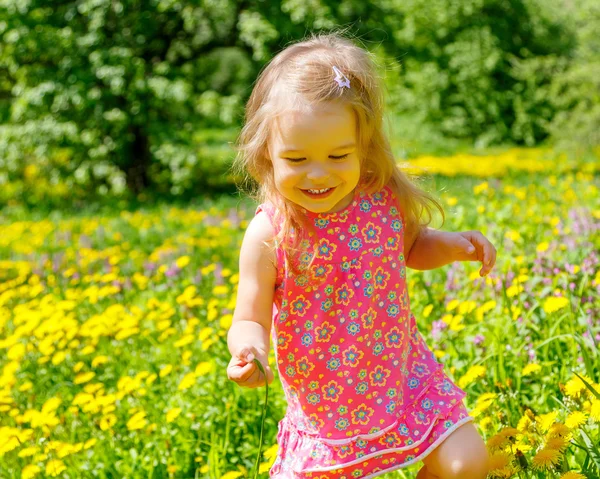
[531,448,561,470]
[127,411,147,431]
[18,446,39,457]
[175,256,190,269]
[22,465,41,479]
[486,433,509,450]
[166,408,182,423]
[159,365,173,378]
[517,413,532,432]
[565,374,593,399]
[545,436,569,452]
[74,372,95,384]
[522,363,542,376]
[542,296,569,314]
[565,411,588,429]
[458,365,486,389]
[547,423,572,439]
[559,472,587,479]
[536,411,559,433]
[220,471,245,479]
[178,373,197,391]
[499,427,519,438]
[488,450,512,471]
[99,413,117,431]
[84,438,97,449]
[46,459,67,477]
[195,362,214,377]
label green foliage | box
[546,0,600,150]
[0,0,597,206]
[384,0,576,146]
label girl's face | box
[268,101,361,214]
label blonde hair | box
[233,32,444,273]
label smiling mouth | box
[301,187,336,198]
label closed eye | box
[330,154,349,160]
[283,157,306,163]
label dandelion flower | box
[522,363,542,376]
[545,436,569,452]
[565,374,593,399]
[220,471,245,479]
[543,296,569,314]
[84,438,97,449]
[458,365,486,388]
[536,411,558,433]
[547,423,571,439]
[195,362,214,376]
[499,427,519,438]
[565,411,587,429]
[46,459,67,477]
[21,465,41,479]
[486,433,509,450]
[166,408,182,423]
[74,372,95,384]
[488,450,512,470]
[178,373,197,391]
[127,411,147,431]
[559,472,587,479]
[531,448,561,470]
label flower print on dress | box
[315,321,336,342]
[348,237,363,252]
[335,283,354,306]
[361,307,376,329]
[373,266,390,289]
[351,403,374,425]
[361,222,382,244]
[277,331,293,350]
[369,364,391,387]
[326,357,341,372]
[411,361,431,378]
[295,356,315,378]
[315,217,330,229]
[291,295,312,317]
[371,189,388,206]
[316,238,337,260]
[342,344,364,367]
[322,380,344,402]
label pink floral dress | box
[256,185,473,479]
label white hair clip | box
[332,66,350,89]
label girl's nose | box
[306,164,330,182]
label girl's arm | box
[226,211,277,388]
[404,224,496,276]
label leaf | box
[573,371,600,400]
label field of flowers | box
[0,148,599,479]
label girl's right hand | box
[227,345,274,389]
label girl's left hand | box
[450,231,497,276]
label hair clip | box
[332,66,350,89]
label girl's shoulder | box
[254,201,281,236]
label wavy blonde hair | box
[233,32,444,273]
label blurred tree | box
[546,0,600,150]
[384,0,576,146]
[0,0,393,204]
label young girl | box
[227,33,496,479]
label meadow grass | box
[0,152,599,479]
